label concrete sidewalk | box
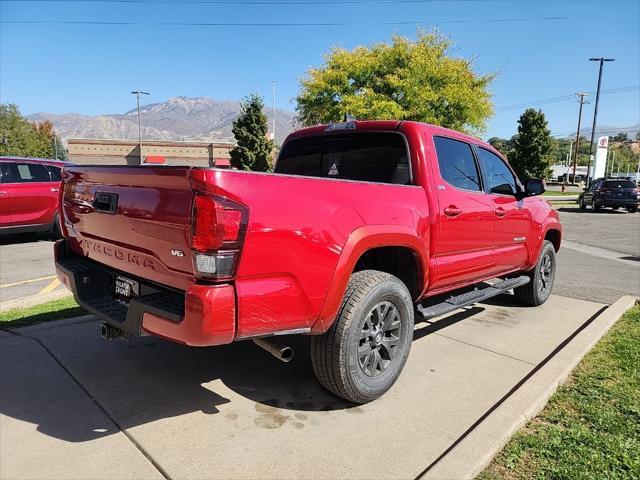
[0,294,627,479]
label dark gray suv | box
[578,178,639,213]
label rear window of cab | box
[275,132,411,185]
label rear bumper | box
[54,240,236,346]
[597,197,639,208]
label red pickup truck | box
[55,120,562,403]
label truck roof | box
[0,156,70,166]
[284,120,502,158]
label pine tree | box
[510,109,553,179]
[229,94,274,172]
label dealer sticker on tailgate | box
[114,275,139,304]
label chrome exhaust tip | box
[252,337,294,363]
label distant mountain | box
[27,96,299,145]
[568,124,639,140]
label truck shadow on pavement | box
[0,232,54,245]
[1,297,500,444]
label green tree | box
[229,94,274,172]
[610,132,628,143]
[0,104,66,159]
[296,31,494,133]
[487,137,514,158]
[510,109,553,179]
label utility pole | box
[131,91,150,164]
[586,57,615,185]
[272,80,276,143]
[572,92,589,183]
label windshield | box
[275,132,410,185]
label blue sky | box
[0,0,638,139]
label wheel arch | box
[544,228,561,252]
[312,225,427,334]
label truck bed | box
[60,165,429,338]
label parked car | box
[54,120,562,403]
[578,177,640,213]
[0,157,70,237]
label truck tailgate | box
[61,166,196,291]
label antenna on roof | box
[343,113,357,122]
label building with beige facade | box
[67,138,234,167]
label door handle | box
[444,206,462,217]
[495,207,506,217]
[50,188,59,192]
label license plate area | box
[114,275,139,305]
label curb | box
[423,295,639,479]
[544,195,578,201]
[0,289,72,313]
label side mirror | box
[524,179,545,197]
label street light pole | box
[272,80,276,143]
[586,57,615,185]
[131,91,150,164]
[572,92,588,183]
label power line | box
[0,15,604,26]
[2,0,611,4]
[495,85,638,112]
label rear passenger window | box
[276,132,410,185]
[433,137,481,191]
[10,163,51,182]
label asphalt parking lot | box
[0,234,62,306]
[554,205,640,304]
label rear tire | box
[514,241,556,306]
[628,206,638,213]
[311,270,414,404]
[591,198,600,212]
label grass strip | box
[0,297,87,330]
[478,304,640,479]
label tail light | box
[57,181,69,237]
[190,193,248,280]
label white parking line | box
[562,240,639,268]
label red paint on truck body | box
[56,121,562,346]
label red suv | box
[0,157,68,237]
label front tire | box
[579,197,587,210]
[311,270,414,404]
[514,240,556,306]
[628,206,638,213]
[591,198,601,212]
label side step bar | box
[416,276,530,321]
